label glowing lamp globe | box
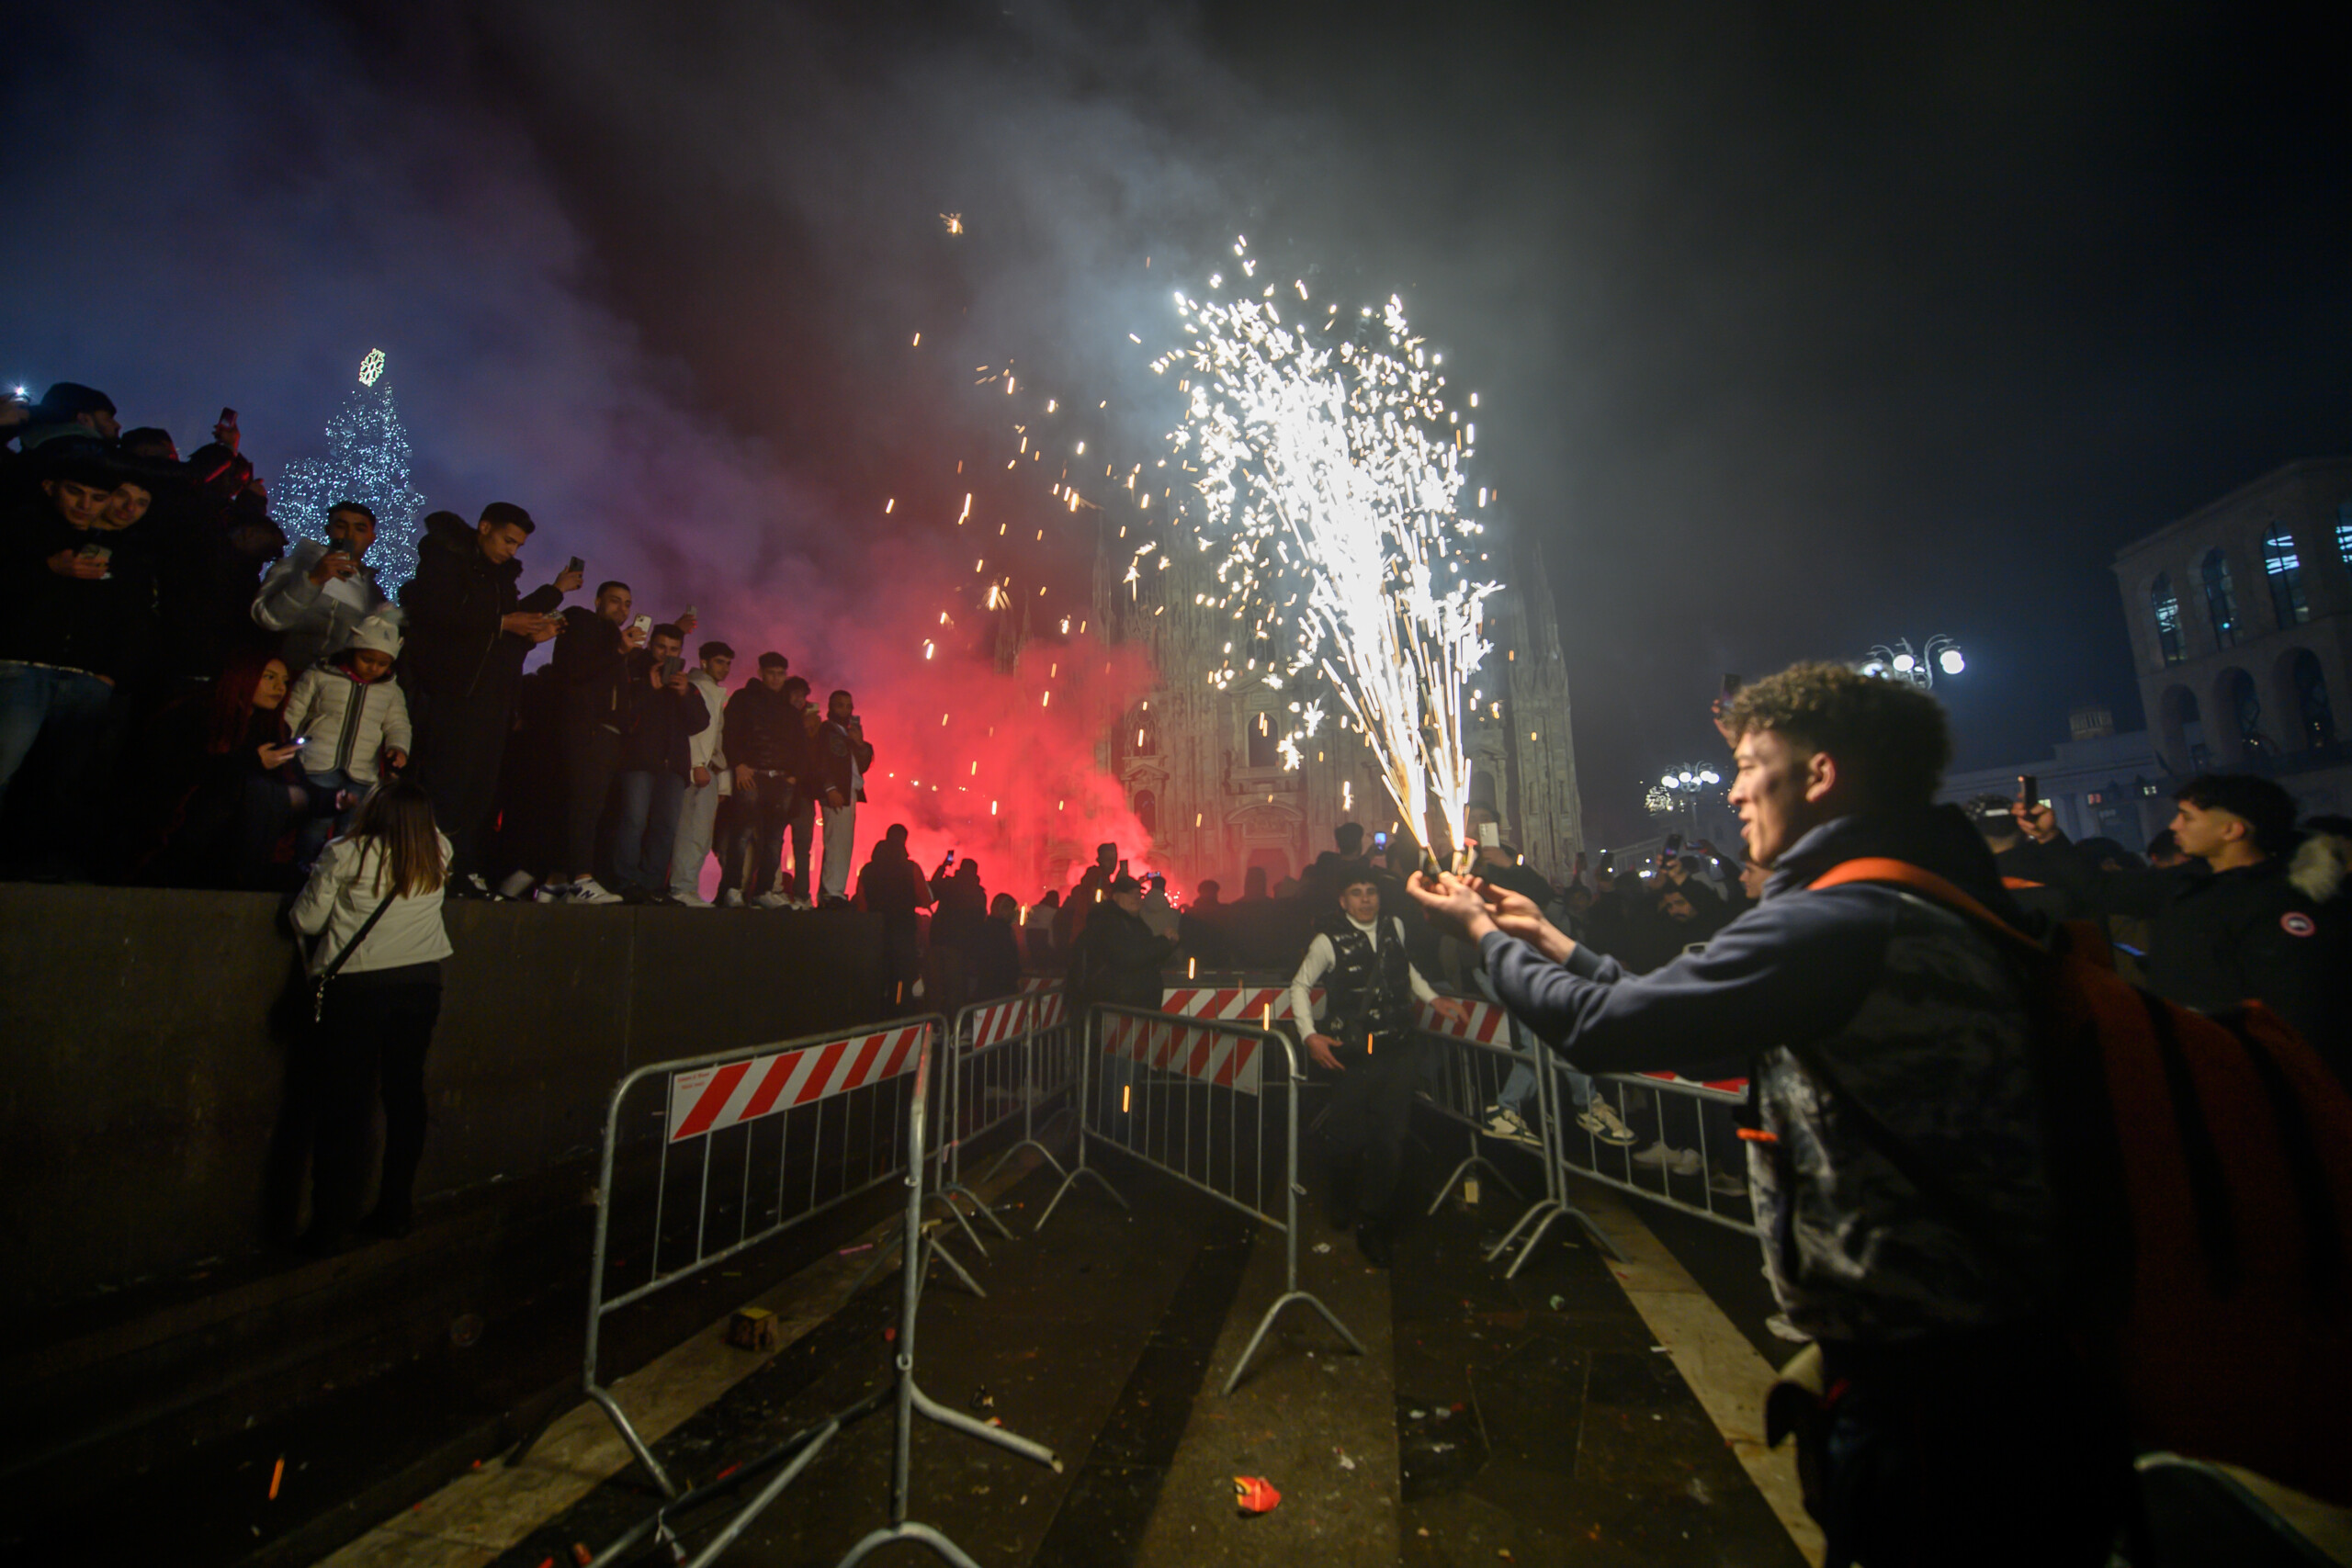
[1660,773,1677,789]
[1891,652,1916,673]
[1939,649,1966,675]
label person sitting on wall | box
[1286,869,1468,1269]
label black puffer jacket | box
[398,513,560,703]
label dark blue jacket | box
[1488,807,2055,1342]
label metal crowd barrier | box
[834,1016,1062,1568]
[510,1015,941,1497]
[1410,996,1628,1278]
[1558,1065,1757,1235]
[850,987,1082,1301]
[1035,1000,1365,1393]
[946,987,1081,1201]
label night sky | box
[6,1,2346,846]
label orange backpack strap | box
[1807,857,2039,951]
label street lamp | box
[1652,764,1723,840]
[1861,636,1965,689]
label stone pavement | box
[327,1129,1816,1568]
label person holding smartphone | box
[400,504,574,895]
[607,623,708,902]
[813,688,874,906]
[253,501,397,673]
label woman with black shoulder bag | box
[284,778,452,1253]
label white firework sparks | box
[1157,240,1498,856]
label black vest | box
[1320,915,1415,1043]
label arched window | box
[2291,649,2334,750]
[2202,549,2240,649]
[1246,707,1279,769]
[2150,573,2184,665]
[1133,788,1157,836]
[2262,522,2310,627]
[2222,668,2267,757]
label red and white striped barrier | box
[1102,1011,1263,1095]
[667,1023,931,1142]
[1156,985,1311,1025]
[964,996,1033,1049]
[1415,996,1507,1044]
[1017,977,1068,1029]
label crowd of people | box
[0,380,883,908]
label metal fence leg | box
[1033,1014,1127,1231]
[1222,1057,1365,1393]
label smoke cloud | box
[9,3,2346,850]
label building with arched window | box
[1088,506,1585,892]
[2109,457,2352,816]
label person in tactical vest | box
[1287,870,1467,1267]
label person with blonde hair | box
[282,778,452,1252]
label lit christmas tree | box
[277,348,429,592]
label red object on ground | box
[1233,1476,1281,1513]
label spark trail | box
[1155,240,1498,858]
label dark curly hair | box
[1724,662,1951,808]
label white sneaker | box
[533,882,574,903]
[1708,1168,1747,1195]
[755,891,793,909]
[497,870,537,900]
[1766,1313,1811,1343]
[1630,1142,1702,1175]
[672,891,712,908]
[1481,1105,1542,1148]
[719,889,745,908]
[569,877,623,906]
[1577,1102,1640,1146]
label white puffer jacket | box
[283,616,413,784]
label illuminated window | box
[2263,522,2310,627]
[2150,574,2184,665]
[2336,500,2352,569]
[2202,549,2240,649]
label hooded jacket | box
[397,513,560,703]
[282,616,413,784]
[252,536,396,673]
[1486,806,2054,1344]
[616,651,711,778]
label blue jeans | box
[0,661,113,830]
[1474,967,1592,1120]
[611,770,685,894]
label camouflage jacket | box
[1484,807,2055,1342]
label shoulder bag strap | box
[310,850,401,1020]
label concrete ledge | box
[0,885,887,1315]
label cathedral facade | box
[1085,511,1586,893]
